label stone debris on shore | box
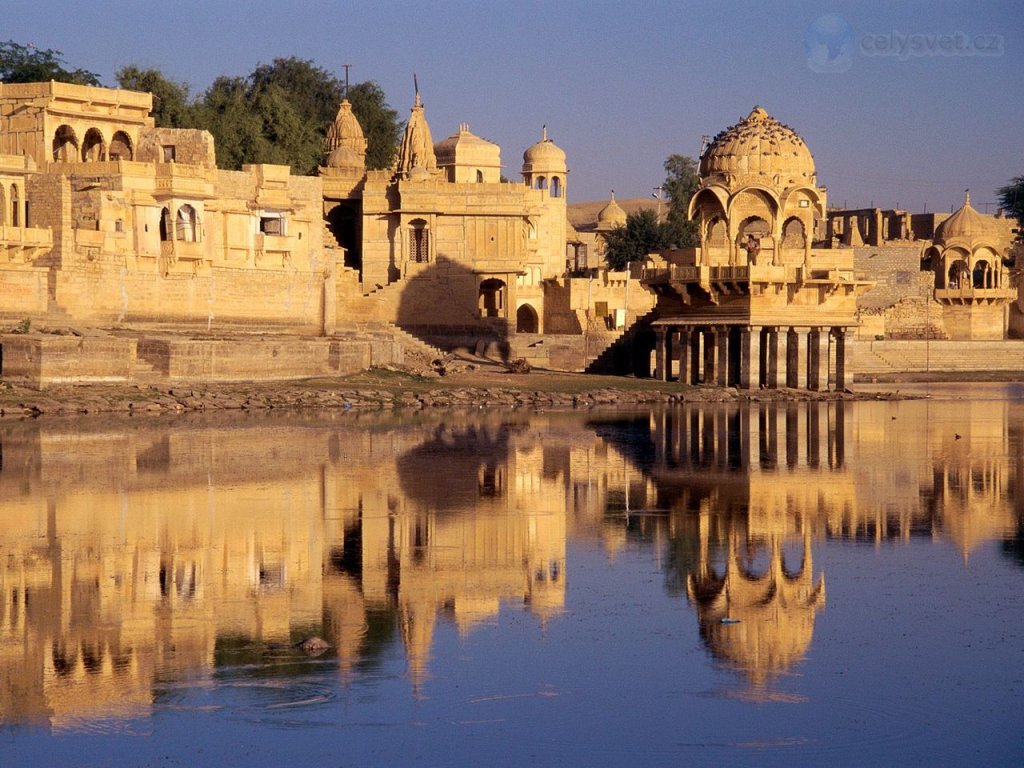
[0,374,902,419]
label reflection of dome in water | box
[687,532,825,687]
[700,106,816,188]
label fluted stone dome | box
[934,191,998,245]
[700,106,816,187]
[596,193,627,229]
[323,99,366,171]
[522,127,566,173]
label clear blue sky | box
[6,0,1022,213]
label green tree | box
[0,41,100,86]
[115,65,194,128]
[997,176,1024,239]
[603,209,672,270]
[662,154,700,248]
[348,80,402,170]
[192,58,400,174]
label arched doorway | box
[175,204,198,241]
[516,304,539,333]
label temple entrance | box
[326,202,362,270]
[479,279,506,318]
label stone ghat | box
[0,379,897,418]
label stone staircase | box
[854,340,1024,376]
[584,309,658,375]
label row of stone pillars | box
[653,324,853,390]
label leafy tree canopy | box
[0,40,100,86]
[662,154,700,248]
[191,57,400,174]
[115,65,193,128]
[603,208,673,270]
[997,176,1024,238]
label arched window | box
[109,131,133,161]
[536,176,547,191]
[0,184,7,227]
[159,207,171,241]
[176,204,198,242]
[781,217,805,248]
[550,176,562,198]
[947,259,969,288]
[479,278,506,318]
[972,260,990,289]
[408,218,429,262]
[516,304,539,333]
[82,128,106,162]
[475,169,484,183]
[52,125,79,162]
[706,216,727,246]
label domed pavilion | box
[642,107,870,390]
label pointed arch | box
[516,303,539,333]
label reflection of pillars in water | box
[829,401,846,469]
[701,408,715,466]
[806,403,820,468]
[786,404,799,469]
[689,407,701,465]
[727,408,743,469]
[758,404,778,468]
[716,408,728,469]
[655,410,666,465]
[739,405,751,469]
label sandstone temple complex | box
[0,81,1018,388]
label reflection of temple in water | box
[0,411,644,724]
[1,398,1021,724]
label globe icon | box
[805,14,855,73]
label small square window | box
[162,145,176,162]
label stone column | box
[655,327,667,382]
[664,327,675,382]
[765,328,782,389]
[785,328,799,388]
[793,327,811,389]
[690,329,702,385]
[808,328,829,391]
[677,328,690,385]
[835,327,853,390]
[739,326,761,390]
[703,328,717,384]
[716,326,730,386]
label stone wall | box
[0,335,137,387]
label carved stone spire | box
[396,81,437,179]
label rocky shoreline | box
[0,368,906,419]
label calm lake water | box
[2,386,1023,766]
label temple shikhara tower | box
[641,107,869,389]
